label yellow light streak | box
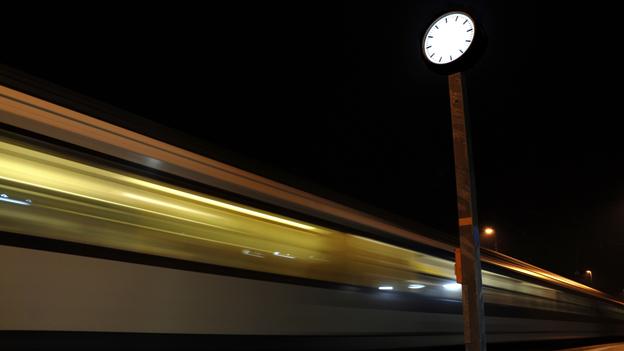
[124,178,317,231]
[121,192,216,217]
[0,139,316,232]
[0,174,226,230]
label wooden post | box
[448,72,487,350]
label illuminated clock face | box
[423,12,475,65]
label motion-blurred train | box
[1,72,623,349]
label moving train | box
[1,74,623,350]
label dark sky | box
[3,1,623,295]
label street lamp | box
[585,270,593,283]
[483,226,498,251]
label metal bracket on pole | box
[455,248,463,284]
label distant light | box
[585,270,592,275]
[408,284,425,289]
[443,283,462,291]
[484,227,495,235]
[378,286,394,291]
[273,251,295,259]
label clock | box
[421,11,486,74]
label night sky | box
[3,1,623,295]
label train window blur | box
[1,136,623,322]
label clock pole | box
[448,71,487,351]
[421,10,488,349]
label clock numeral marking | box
[428,35,433,38]
[430,53,435,58]
[435,25,439,29]
[466,40,471,42]
[467,28,473,32]
[438,57,442,62]
[445,18,448,23]
[455,16,458,21]
[426,46,432,49]
[459,49,464,53]
[450,55,453,61]
[463,19,468,25]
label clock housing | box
[421,10,487,74]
